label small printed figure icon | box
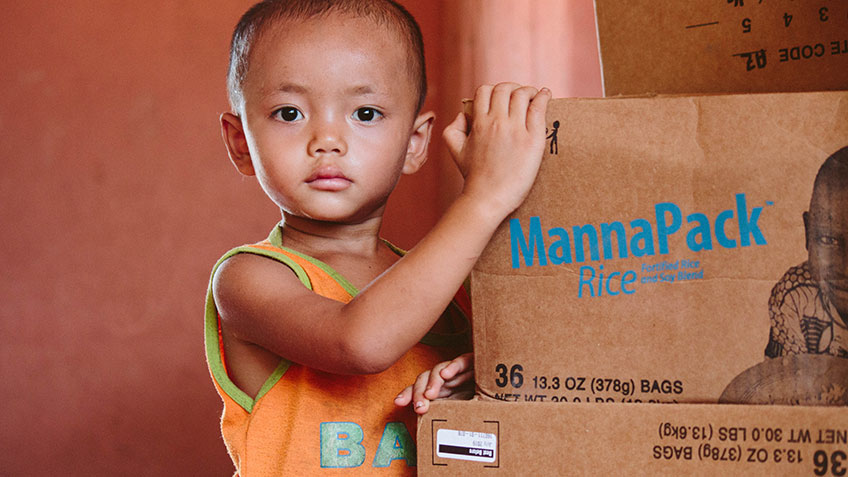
[546,120,560,155]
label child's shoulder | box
[213,249,314,317]
[208,239,333,398]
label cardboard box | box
[417,400,848,475]
[594,0,848,96]
[472,90,848,404]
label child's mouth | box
[306,167,352,191]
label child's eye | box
[352,107,382,122]
[817,235,842,246]
[273,107,303,122]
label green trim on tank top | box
[205,244,308,413]
[206,225,470,412]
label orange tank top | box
[204,226,470,476]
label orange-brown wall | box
[0,1,600,474]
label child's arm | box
[214,83,550,379]
[394,352,474,414]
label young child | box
[204,0,550,474]
[766,146,848,359]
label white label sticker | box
[436,428,497,463]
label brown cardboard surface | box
[594,0,848,96]
[472,90,848,405]
[418,399,848,475]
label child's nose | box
[307,120,347,157]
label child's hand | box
[443,83,551,217]
[394,353,474,414]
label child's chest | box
[316,247,401,291]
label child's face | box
[229,13,429,224]
[806,181,848,319]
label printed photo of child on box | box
[766,146,848,359]
[721,146,848,406]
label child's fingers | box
[422,362,450,401]
[397,353,475,414]
[439,352,473,381]
[488,82,521,117]
[401,370,431,414]
[472,84,494,116]
[508,85,539,118]
[394,385,413,407]
[441,370,474,390]
[442,112,468,161]
[412,370,438,414]
[526,87,552,135]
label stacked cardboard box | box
[418,1,848,475]
[471,91,848,406]
[419,400,847,475]
[594,0,848,96]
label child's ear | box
[803,210,811,251]
[220,112,256,176]
[402,111,435,175]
